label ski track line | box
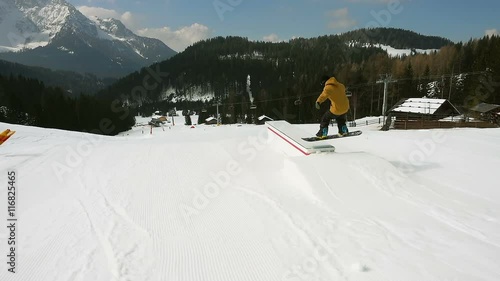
[98,196,154,281]
[315,171,342,202]
[440,181,497,206]
[12,202,82,281]
[0,143,59,171]
[347,153,500,249]
[47,202,94,280]
[189,198,256,281]
[96,189,151,238]
[346,173,500,279]
[232,185,347,279]
[57,209,104,281]
[76,179,121,280]
[76,172,155,281]
[17,221,67,281]
[166,144,288,281]
[98,142,245,280]
[92,145,164,279]
[425,207,500,249]
[205,196,284,281]
[68,248,98,281]
[397,178,499,249]
[294,155,465,279]
[419,180,500,227]
[369,219,432,257]
[314,170,400,253]
[127,143,200,241]
[69,199,104,280]
[281,156,411,280]
[233,185,321,249]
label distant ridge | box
[338,27,453,50]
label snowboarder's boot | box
[316,127,328,139]
[338,125,348,137]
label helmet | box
[320,75,330,86]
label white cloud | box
[77,6,120,19]
[327,8,357,29]
[119,11,142,31]
[263,33,280,43]
[77,6,142,30]
[78,6,211,52]
[485,29,499,37]
[137,23,212,52]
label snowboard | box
[302,130,362,142]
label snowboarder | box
[315,75,350,138]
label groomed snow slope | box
[1,119,499,281]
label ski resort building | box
[469,103,500,124]
[205,117,218,125]
[387,98,461,120]
[384,98,491,130]
[256,115,273,125]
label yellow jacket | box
[316,77,350,115]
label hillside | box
[98,33,383,113]
[1,119,499,280]
[99,29,499,127]
[0,59,114,96]
[0,74,134,134]
[101,28,451,102]
[338,28,453,49]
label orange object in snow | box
[0,129,16,145]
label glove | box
[315,102,320,110]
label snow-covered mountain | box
[0,0,176,77]
[91,17,173,61]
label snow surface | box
[1,119,500,281]
[349,41,439,58]
[373,43,438,57]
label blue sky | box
[70,0,500,51]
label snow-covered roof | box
[391,98,448,115]
[258,115,273,121]
[470,103,500,113]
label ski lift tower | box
[377,74,396,126]
[213,97,222,126]
[249,103,257,124]
[345,88,356,121]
